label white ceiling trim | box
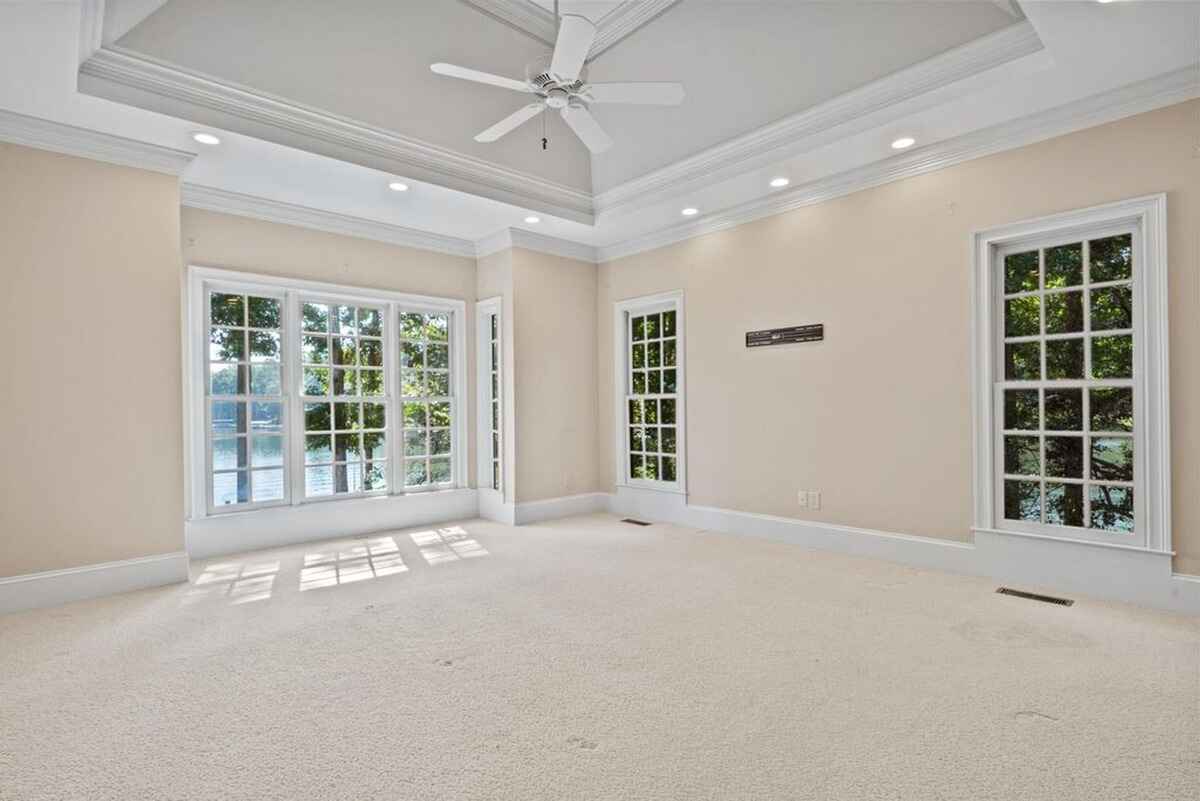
[181,184,478,259]
[475,226,599,263]
[78,0,105,65]
[595,65,1199,263]
[79,46,596,223]
[0,106,194,175]
[593,20,1044,217]
[459,0,678,58]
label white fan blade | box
[431,63,532,94]
[475,103,544,143]
[586,82,685,106]
[549,14,596,83]
[560,104,612,154]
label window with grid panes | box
[488,312,502,491]
[300,301,389,497]
[998,232,1135,535]
[399,311,454,489]
[207,291,286,508]
[627,308,680,484]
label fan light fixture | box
[681,207,699,217]
[769,177,790,188]
[891,137,916,150]
[192,132,220,146]
[388,181,409,192]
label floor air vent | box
[621,518,652,527]
[996,587,1074,606]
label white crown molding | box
[475,226,599,263]
[78,0,105,65]
[0,107,194,175]
[593,20,1045,217]
[79,46,596,224]
[181,184,478,259]
[595,65,1200,263]
[459,0,678,57]
[990,0,1023,19]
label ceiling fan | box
[430,12,685,154]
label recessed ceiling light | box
[388,181,409,192]
[192,132,220,146]
[681,207,699,216]
[769,177,790,188]
[524,215,540,224]
[1096,0,1116,3]
[891,136,916,150]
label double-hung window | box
[190,267,466,517]
[615,292,685,492]
[972,195,1170,552]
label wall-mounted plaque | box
[745,324,824,348]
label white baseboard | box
[185,488,480,559]
[514,492,610,525]
[478,488,516,525]
[0,551,189,615]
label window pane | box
[302,303,329,333]
[1044,243,1082,289]
[647,341,661,368]
[335,433,362,462]
[1091,437,1133,482]
[1089,485,1133,532]
[213,471,249,506]
[211,401,246,434]
[628,399,642,424]
[403,402,426,428]
[335,463,362,494]
[251,402,283,433]
[1004,390,1039,430]
[1005,296,1039,337]
[360,368,384,396]
[405,459,428,487]
[1090,387,1132,432]
[305,465,333,496]
[663,339,677,367]
[363,402,387,429]
[249,331,280,362]
[252,469,284,502]
[661,398,676,425]
[363,432,387,460]
[1004,436,1039,476]
[661,427,677,455]
[247,296,280,328]
[647,370,662,394]
[358,307,382,337]
[644,399,658,425]
[663,369,677,393]
[631,316,645,342]
[210,327,244,362]
[644,314,660,339]
[662,456,677,482]
[429,401,451,428]
[213,437,247,470]
[334,305,357,335]
[430,429,451,455]
[663,311,676,337]
[1045,338,1083,380]
[644,427,659,453]
[210,363,246,396]
[333,337,356,366]
[1044,291,1083,335]
[251,435,283,467]
[631,343,645,369]
[305,435,331,464]
[401,369,424,397]
[629,427,644,452]
[400,341,424,367]
[400,313,424,339]
[630,453,643,477]
[211,293,244,326]
[1004,480,1041,522]
[404,429,427,456]
[303,367,330,395]
[302,335,329,364]
[1091,335,1132,379]
[334,402,360,430]
[1004,342,1040,380]
[427,371,449,397]
[427,343,449,369]
[250,364,281,395]
[1045,483,1084,527]
[1004,251,1038,294]
[359,339,383,367]
[364,461,388,492]
[638,456,659,480]
[304,402,331,432]
[430,458,451,484]
[425,314,449,341]
[1044,436,1083,479]
[632,371,646,394]
[1090,285,1132,331]
[1044,389,1082,431]
[1090,234,1132,283]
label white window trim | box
[475,297,503,496]
[186,265,468,520]
[970,194,1170,554]
[613,290,687,494]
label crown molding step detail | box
[0,107,195,175]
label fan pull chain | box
[541,107,548,151]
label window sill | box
[972,526,1173,556]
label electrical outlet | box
[809,490,822,511]
[797,489,808,509]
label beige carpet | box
[1,514,1197,800]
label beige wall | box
[597,100,1200,574]
[182,208,480,491]
[0,144,185,577]
[511,247,601,503]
